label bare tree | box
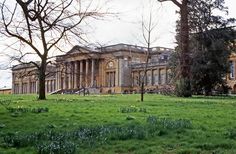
[158,0,191,97]
[138,1,159,102]
[0,0,108,100]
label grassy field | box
[0,94,236,154]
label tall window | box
[106,72,115,87]
[14,84,19,94]
[106,61,116,87]
[230,61,235,79]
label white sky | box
[0,0,235,88]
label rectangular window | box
[106,72,116,87]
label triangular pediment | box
[66,45,93,55]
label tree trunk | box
[141,82,144,102]
[38,60,46,100]
[178,0,192,97]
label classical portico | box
[56,58,98,90]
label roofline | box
[98,43,174,50]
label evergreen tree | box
[168,0,235,95]
[190,28,235,95]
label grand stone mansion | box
[12,44,172,94]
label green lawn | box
[0,94,236,154]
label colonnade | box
[56,59,96,90]
[131,67,168,86]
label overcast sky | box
[0,0,235,89]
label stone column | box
[59,66,61,90]
[68,62,72,89]
[80,60,83,88]
[27,79,31,94]
[118,58,124,86]
[85,59,89,87]
[151,69,154,86]
[55,67,58,90]
[56,66,59,90]
[64,63,67,89]
[19,78,23,94]
[91,59,95,87]
[115,59,119,87]
[12,73,15,94]
[71,62,74,89]
[74,61,78,89]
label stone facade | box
[12,63,56,94]
[12,44,173,94]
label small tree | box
[138,1,159,102]
[0,0,108,100]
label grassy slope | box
[0,94,236,154]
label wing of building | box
[12,43,173,94]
